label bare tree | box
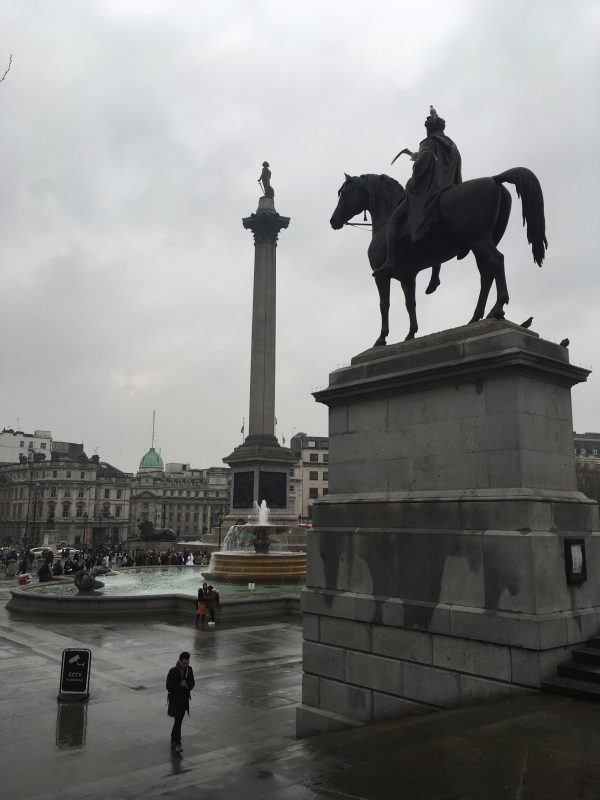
[0,54,12,84]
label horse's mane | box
[360,174,405,215]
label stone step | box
[557,661,600,682]
[541,675,600,701]
[573,647,600,664]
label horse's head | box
[330,173,368,230]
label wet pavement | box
[3,577,600,799]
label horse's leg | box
[468,243,494,323]
[483,243,509,319]
[401,275,418,340]
[373,274,390,347]
[425,263,441,294]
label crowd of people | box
[0,544,214,585]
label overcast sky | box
[1,0,598,473]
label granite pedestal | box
[297,320,600,737]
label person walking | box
[166,651,195,754]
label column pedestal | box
[297,320,600,737]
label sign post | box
[58,648,91,701]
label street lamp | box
[23,456,34,548]
[214,508,224,548]
[31,483,39,547]
[82,512,88,551]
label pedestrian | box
[166,651,195,755]
[195,590,207,627]
[205,585,220,627]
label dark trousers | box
[171,710,185,743]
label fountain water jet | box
[204,501,306,583]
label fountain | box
[204,500,306,583]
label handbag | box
[167,693,176,717]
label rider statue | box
[258,161,275,198]
[377,107,462,290]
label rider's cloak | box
[406,132,462,242]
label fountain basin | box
[5,566,302,619]
[204,551,306,583]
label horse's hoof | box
[404,333,416,341]
[468,316,481,324]
[425,279,440,295]
[486,310,505,320]
[373,339,387,348]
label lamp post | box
[82,512,88,551]
[23,457,34,548]
[214,508,224,549]
[31,483,39,547]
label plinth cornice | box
[314,321,589,407]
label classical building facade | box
[128,448,231,540]
[0,453,103,548]
[0,434,230,547]
[289,433,329,519]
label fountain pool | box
[7,566,302,619]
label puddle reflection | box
[55,700,88,749]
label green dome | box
[139,447,164,470]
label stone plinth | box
[296,320,600,737]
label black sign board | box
[59,648,91,700]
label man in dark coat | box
[378,107,462,285]
[166,651,195,754]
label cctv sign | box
[59,649,91,700]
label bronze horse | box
[330,169,547,345]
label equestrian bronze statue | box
[330,108,547,346]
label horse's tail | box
[493,168,548,267]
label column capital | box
[242,209,290,245]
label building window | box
[323,488,329,496]
[64,489,70,498]
[309,453,318,462]
[194,513,199,522]
[117,489,122,499]
[78,490,84,498]
[323,472,329,481]
[309,488,318,499]
[53,470,58,478]
[76,505,84,518]
[104,489,110,499]
[66,471,71,478]
[80,471,85,478]
[41,443,47,450]
[115,506,121,518]
[309,471,319,481]
[289,468,295,476]
[323,454,328,462]
[50,488,57,498]
[62,503,70,518]
[308,440,315,447]
[20,441,24,447]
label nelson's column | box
[223,163,297,526]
